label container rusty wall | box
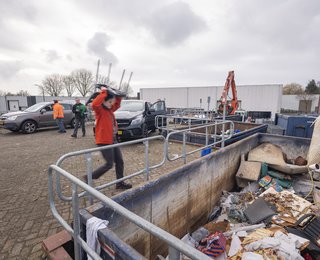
[81,134,311,259]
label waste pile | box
[177,141,320,259]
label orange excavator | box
[217,71,239,115]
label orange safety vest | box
[53,103,64,119]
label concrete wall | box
[140,84,283,119]
[282,94,320,112]
[0,96,6,114]
[82,134,310,259]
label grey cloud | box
[226,0,320,52]
[0,0,36,23]
[87,32,118,64]
[0,60,24,79]
[0,0,37,51]
[144,2,206,46]
[43,50,61,63]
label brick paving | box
[0,125,199,259]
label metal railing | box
[165,120,234,163]
[55,135,166,203]
[48,164,211,260]
[155,114,212,132]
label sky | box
[0,0,319,95]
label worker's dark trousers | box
[73,117,86,136]
[91,142,124,180]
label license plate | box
[0,120,4,125]
[117,130,123,135]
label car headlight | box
[131,115,143,125]
[7,116,18,120]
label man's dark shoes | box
[116,182,132,189]
[71,134,77,138]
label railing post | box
[182,132,187,164]
[85,153,93,205]
[205,125,208,146]
[222,103,226,148]
[169,246,180,260]
[72,183,81,260]
[162,116,164,130]
[144,140,150,180]
[214,121,217,148]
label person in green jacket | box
[71,98,87,138]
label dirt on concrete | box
[0,125,199,259]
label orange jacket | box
[92,90,121,145]
[53,103,64,119]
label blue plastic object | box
[201,148,212,157]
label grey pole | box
[128,72,133,86]
[107,63,112,82]
[95,59,100,84]
[119,69,126,90]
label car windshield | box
[118,101,144,112]
[24,103,46,112]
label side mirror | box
[40,108,46,114]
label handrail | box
[165,120,234,163]
[155,114,212,132]
[48,165,211,260]
[55,135,166,202]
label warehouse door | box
[8,100,19,111]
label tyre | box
[21,120,37,134]
[70,118,76,128]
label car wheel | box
[70,118,76,128]
[142,123,148,138]
[22,120,37,134]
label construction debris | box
[177,141,320,259]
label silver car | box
[0,102,75,134]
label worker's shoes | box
[71,134,77,138]
[116,182,132,189]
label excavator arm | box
[217,71,239,115]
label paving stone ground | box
[0,125,199,259]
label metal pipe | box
[119,69,126,90]
[48,165,210,260]
[127,72,133,86]
[182,132,186,164]
[222,102,226,148]
[85,153,93,205]
[107,63,112,81]
[95,59,100,84]
[48,168,103,260]
[72,183,81,259]
[145,140,150,180]
[55,135,166,201]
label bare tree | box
[0,90,15,96]
[71,69,93,97]
[42,74,64,96]
[120,82,133,96]
[62,75,76,97]
[16,90,30,96]
[283,83,304,95]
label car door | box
[149,101,166,129]
[62,104,73,124]
[38,104,54,127]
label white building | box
[140,84,283,118]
